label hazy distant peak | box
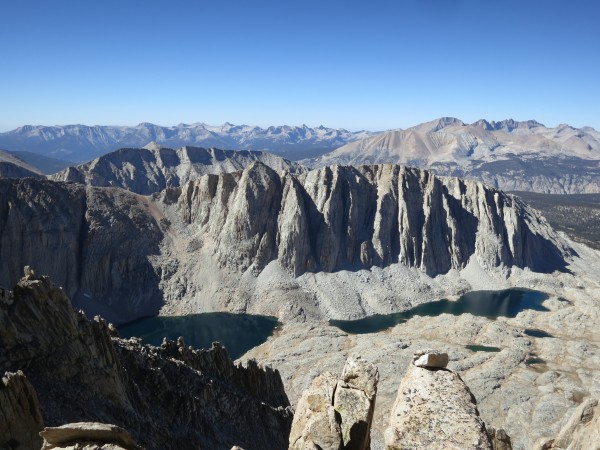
[0,122,374,162]
[473,119,545,132]
[471,119,493,130]
[305,118,600,194]
[412,117,465,133]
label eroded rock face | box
[488,427,513,450]
[0,178,163,324]
[0,370,44,450]
[289,355,379,450]
[0,272,292,450]
[40,422,142,450]
[178,163,571,277]
[535,398,600,450]
[384,353,492,450]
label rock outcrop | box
[0,271,292,450]
[487,428,513,450]
[40,422,142,450]
[289,355,379,450]
[0,370,44,450]
[384,352,493,449]
[535,398,600,450]
[413,350,449,369]
[50,146,304,195]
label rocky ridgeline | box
[50,145,304,195]
[0,162,573,324]
[0,270,292,450]
[288,350,600,450]
[0,122,372,162]
[0,161,43,179]
[177,162,571,277]
[287,349,509,450]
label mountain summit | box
[306,118,600,194]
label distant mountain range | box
[0,123,375,162]
[306,118,600,194]
[3,118,600,194]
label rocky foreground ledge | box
[1,270,598,449]
[0,269,292,449]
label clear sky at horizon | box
[1,0,599,132]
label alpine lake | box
[119,312,279,360]
[119,288,551,359]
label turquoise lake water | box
[329,288,548,334]
[118,312,279,360]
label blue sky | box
[1,0,598,131]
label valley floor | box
[240,241,600,450]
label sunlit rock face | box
[0,162,572,324]
[179,162,571,277]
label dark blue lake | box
[118,312,279,360]
[524,328,554,338]
[465,344,502,352]
[330,288,548,334]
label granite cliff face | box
[0,178,164,324]
[0,271,292,450]
[50,145,304,195]
[0,163,573,323]
[177,162,571,277]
